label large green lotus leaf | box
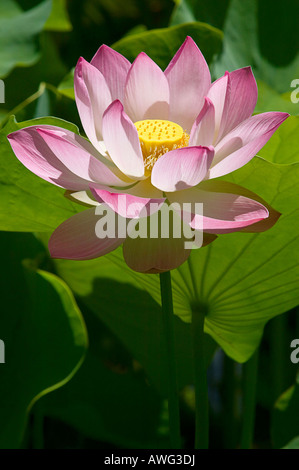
[112,22,222,70]
[53,251,217,396]
[59,157,299,364]
[0,0,52,77]
[0,116,82,232]
[258,116,299,164]
[177,159,299,361]
[212,0,299,93]
[255,81,299,116]
[177,159,299,362]
[272,372,299,448]
[0,232,87,448]
[41,333,169,447]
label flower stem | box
[159,271,181,449]
[240,349,259,449]
[191,304,209,449]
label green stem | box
[240,349,259,449]
[191,305,209,449]
[159,271,181,449]
[192,309,209,449]
[188,257,209,449]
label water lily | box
[7,37,288,273]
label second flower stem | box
[188,257,209,449]
[191,305,209,449]
[159,271,181,449]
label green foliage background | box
[0,0,299,449]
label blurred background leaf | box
[272,371,299,448]
[40,320,170,448]
[44,0,72,32]
[172,0,299,108]
[0,0,52,77]
[0,232,88,448]
[212,0,299,94]
[170,0,229,30]
[112,21,222,69]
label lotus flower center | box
[134,119,189,174]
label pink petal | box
[90,186,165,219]
[165,36,211,132]
[189,97,215,146]
[151,146,214,192]
[218,67,258,140]
[124,52,169,122]
[199,180,281,233]
[91,45,131,102]
[210,111,289,178]
[34,126,132,187]
[207,67,258,143]
[167,181,270,234]
[102,100,145,178]
[7,126,90,190]
[206,72,229,140]
[74,57,112,151]
[123,212,191,273]
[49,207,125,260]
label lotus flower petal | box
[90,186,165,219]
[207,67,258,144]
[167,180,273,234]
[91,44,131,102]
[123,211,191,273]
[8,126,89,190]
[124,52,169,122]
[165,36,211,132]
[210,112,289,178]
[102,100,145,179]
[49,207,126,260]
[151,146,214,192]
[74,57,112,152]
[189,97,215,147]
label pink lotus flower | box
[8,37,288,273]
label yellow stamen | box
[134,119,189,175]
